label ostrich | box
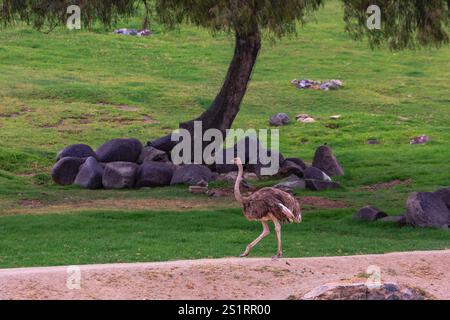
[233,157,302,259]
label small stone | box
[367,139,380,145]
[330,115,341,120]
[296,114,316,123]
[354,206,388,222]
[410,135,429,145]
[269,113,291,126]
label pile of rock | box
[302,282,427,300]
[274,145,344,193]
[52,138,213,190]
[354,187,450,229]
[291,79,343,91]
[52,137,345,193]
[113,28,152,36]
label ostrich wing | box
[243,187,301,223]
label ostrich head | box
[233,157,243,165]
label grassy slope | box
[0,1,449,268]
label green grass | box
[1,209,449,268]
[0,1,449,268]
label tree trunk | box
[180,31,261,135]
[149,31,261,153]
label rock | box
[302,282,426,300]
[74,156,104,189]
[434,187,450,209]
[304,167,331,181]
[215,161,238,174]
[102,162,138,189]
[410,135,429,145]
[306,180,341,191]
[319,79,343,91]
[279,159,305,177]
[171,164,213,186]
[354,206,388,222]
[274,175,306,192]
[135,161,175,188]
[189,186,208,194]
[269,113,291,126]
[284,157,307,170]
[296,114,316,123]
[312,145,344,176]
[51,157,86,185]
[244,172,258,180]
[216,172,238,183]
[330,115,341,120]
[367,139,380,145]
[405,192,450,229]
[96,138,143,163]
[379,215,407,225]
[138,146,169,163]
[148,134,177,153]
[56,144,96,161]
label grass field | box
[0,1,449,268]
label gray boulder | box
[52,157,86,185]
[312,145,344,176]
[434,187,450,209]
[102,162,138,189]
[171,164,212,186]
[56,144,96,161]
[405,192,450,229]
[285,157,307,170]
[269,113,291,126]
[135,162,175,188]
[274,175,306,193]
[306,180,341,191]
[96,138,143,163]
[74,156,104,189]
[148,134,177,153]
[354,206,388,222]
[379,215,407,226]
[138,146,169,163]
[304,167,331,181]
[279,159,305,177]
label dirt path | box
[1,250,449,300]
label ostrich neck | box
[234,163,245,204]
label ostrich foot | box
[272,252,282,260]
[240,252,249,257]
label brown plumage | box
[233,157,302,259]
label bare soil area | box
[0,250,449,300]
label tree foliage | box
[0,0,448,49]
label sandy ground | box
[0,250,449,300]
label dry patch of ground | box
[296,196,347,209]
[360,179,413,192]
[1,250,448,300]
[4,197,234,216]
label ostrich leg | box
[240,221,270,257]
[273,220,282,259]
